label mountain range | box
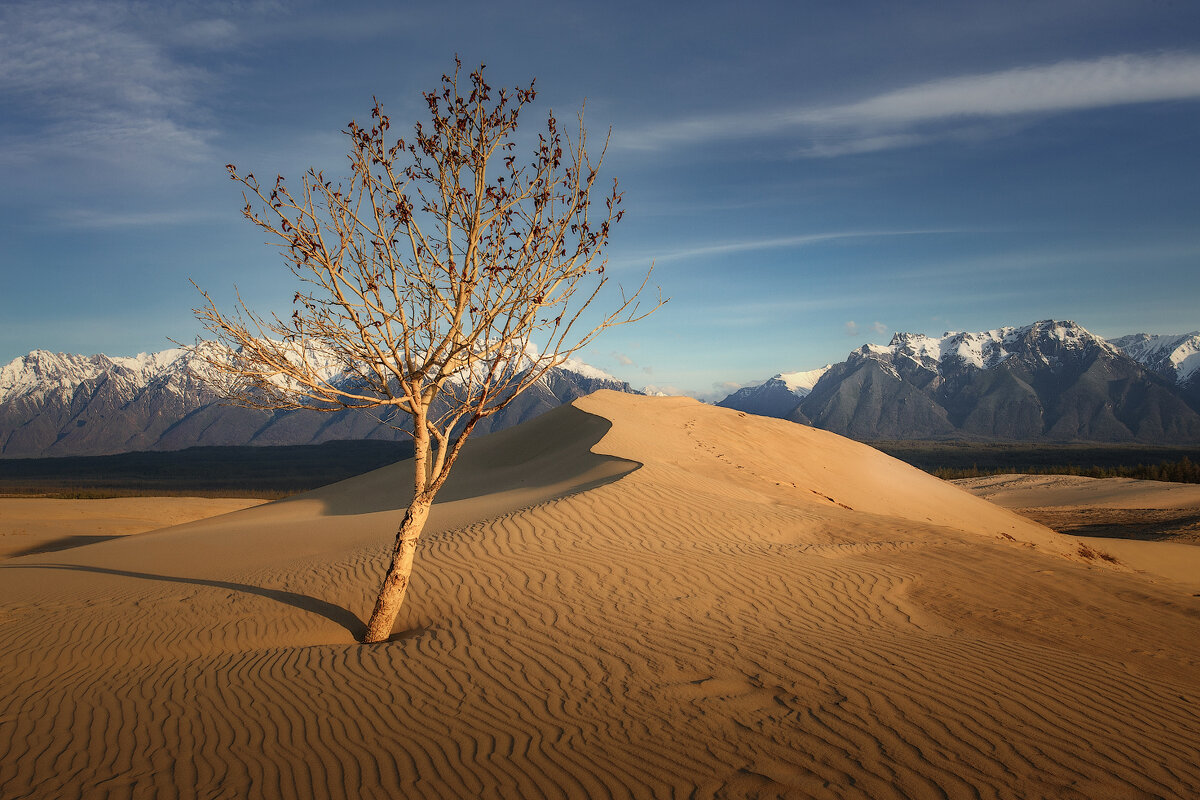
[0,347,635,458]
[4,319,1199,457]
[718,320,1200,443]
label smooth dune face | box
[0,497,265,559]
[1,391,1198,799]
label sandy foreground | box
[1,391,1198,799]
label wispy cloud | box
[889,239,1200,282]
[814,51,1200,124]
[54,207,224,228]
[620,51,1200,157]
[0,1,228,173]
[650,229,962,263]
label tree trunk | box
[362,498,432,643]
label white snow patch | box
[0,350,110,403]
[777,365,831,396]
[1176,342,1200,385]
[0,341,626,409]
[1110,331,1200,386]
[891,332,944,364]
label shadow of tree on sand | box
[1,563,366,639]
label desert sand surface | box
[0,496,265,560]
[956,473,1200,591]
[956,472,1200,511]
[2,391,1198,799]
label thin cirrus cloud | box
[649,229,965,263]
[813,51,1200,123]
[53,207,226,229]
[0,1,220,172]
[621,51,1200,156]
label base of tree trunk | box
[361,501,430,643]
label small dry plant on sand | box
[1076,544,1121,564]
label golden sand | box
[1,392,1197,798]
[0,496,264,559]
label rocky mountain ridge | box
[718,320,1200,443]
[8,319,1199,455]
[1108,331,1200,397]
[0,345,637,458]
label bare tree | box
[191,59,662,643]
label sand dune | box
[2,392,1198,799]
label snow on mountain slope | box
[1,349,180,405]
[1111,332,1200,388]
[0,346,240,404]
[0,343,617,407]
[861,320,1120,374]
[0,343,632,457]
[777,366,832,396]
[557,356,620,383]
[718,319,1200,442]
[722,320,1126,415]
[811,323,1194,392]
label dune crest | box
[577,391,1076,554]
[2,391,1198,799]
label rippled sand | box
[2,392,1197,799]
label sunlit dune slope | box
[958,472,1200,591]
[574,392,1071,553]
[2,390,1198,800]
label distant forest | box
[0,440,414,498]
[2,439,1198,498]
[874,442,1200,484]
[929,459,1200,483]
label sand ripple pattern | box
[2,394,1199,799]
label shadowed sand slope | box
[2,391,1199,799]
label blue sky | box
[2,0,1199,399]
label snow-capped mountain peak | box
[557,356,619,383]
[0,342,631,458]
[1,350,120,404]
[717,318,1200,442]
[854,320,1115,374]
[0,346,226,406]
